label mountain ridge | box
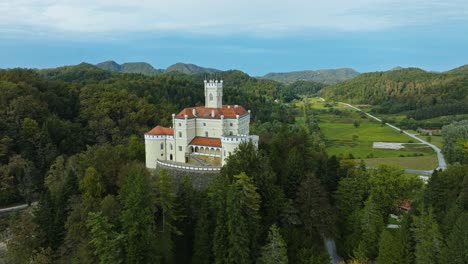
[261,68,360,84]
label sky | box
[0,0,467,75]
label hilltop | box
[261,68,360,84]
[95,61,162,75]
[165,63,221,75]
[95,61,222,75]
[320,67,468,123]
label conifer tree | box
[377,229,403,264]
[353,197,384,260]
[119,164,156,264]
[86,212,123,264]
[258,224,288,264]
[192,192,214,264]
[440,212,468,264]
[296,173,336,237]
[226,172,261,264]
[154,169,179,263]
[412,208,442,264]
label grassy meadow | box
[296,97,438,170]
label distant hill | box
[320,66,468,120]
[390,66,404,71]
[447,64,468,75]
[165,63,221,75]
[38,62,115,84]
[95,61,162,75]
[260,68,360,84]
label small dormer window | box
[209,93,213,101]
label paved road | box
[317,98,447,170]
[0,202,36,216]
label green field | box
[364,156,438,170]
[416,134,443,149]
[298,98,438,170]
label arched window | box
[209,93,213,101]
[205,131,209,137]
[160,143,164,150]
[170,144,173,150]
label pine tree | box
[440,212,468,264]
[353,197,384,260]
[296,173,336,237]
[412,208,442,264]
[377,229,403,264]
[174,176,196,264]
[192,192,214,264]
[258,224,288,264]
[119,164,156,264]
[322,155,340,193]
[210,175,230,264]
[86,212,123,264]
[226,172,261,264]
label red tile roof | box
[176,105,248,119]
[398,200,412,211]
[146,126,174,136]
[189,137,222,147]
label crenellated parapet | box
[144,134,174,140]
[221,135,259,143]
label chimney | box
[211,110,215,118]
[234,105,238,108]
[192,108,196,116]
[227,105,231,109]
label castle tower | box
[204,79,223,108]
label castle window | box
[179,131,182,138]
[203,122,206,126]
[170,144,173,150]
[230,123,233,127]
[205,131,209,137]
[209,93,213,101]
[160,143,164,150]
[229,131,233,136]
[178,146,182,151]
[179,123,181,126]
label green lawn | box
[305,102,438,169]
[416,135,443,149]
[364,156,438,170]
[293,98,439,169]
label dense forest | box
[0,65,467,264]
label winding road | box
[318,98,447,170]
[0,202,37,216]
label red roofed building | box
[145,80,259,169]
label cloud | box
[0,0,467,36]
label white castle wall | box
[145,135,174,169]
[221,135,259,165]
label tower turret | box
[204,79,223,108]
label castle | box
[145,80,259,170]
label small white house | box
[145,79,259,169]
